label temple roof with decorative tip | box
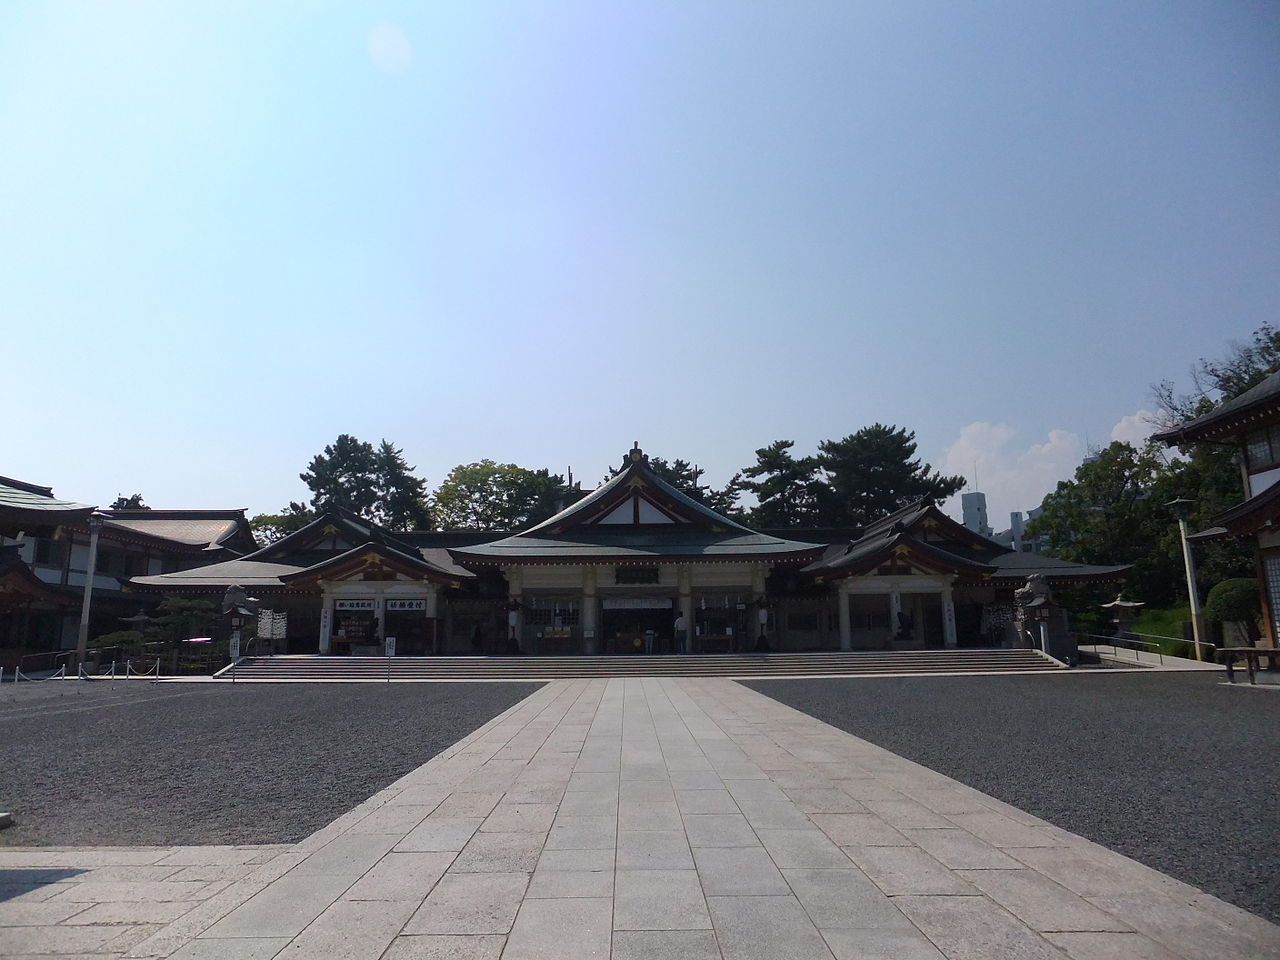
[805,499,1130,585]
[0,475,96,530]
[450,443,823,565]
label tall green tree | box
[433,461,569,529]
[816,424,965,527]
[300,434,380,516]
[1153,322,1280,425]
[374,440,432,530]
[738,441,823,527]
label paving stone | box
[861,799,954,830]
[724,780,789,803]
[504,783,566,805]
[683,813,759,848]
[203,873,354,938]
[0,924,121,953]
[675,789,738,815]
[620,780,677,802]
[481,803,558,834]
[168,938,292,959]
[403,871,529,935]
[396,817,484,853]
[164,863,257,883]
[49,880,212,903]
[545,816,617,850]
[535,848,615,872]
[557,792,618,816]
[615,869,711,930]
[293,833,401,877]
[452,832,545,873]
[756,829,850,868]
[820,926,946,960]
[783,788,868,814]
[611,929,722,960]
[347,803,437,835]
[782,867,913,930]
[669,771,726,790]
[958,868,1132,933]
[1006,848,1167,899]
[275,898,417,959]
[693,846,789,896]
[526,866,613,898]
[616,830,695,870]
[809,813,909,847]
[837,780,907,803]
[904,828,1025,870]
[842,845,976,896]
[619,798,683,830]
[0,898,90,924]
[894,894,1069,960]
[344,852,455,901]
[943,812,1056,848]
[735,800,815,830]
[1085,894,1280,960]
[566,772,619,792]
[707,894,836,960]
[63,900,199,924]
[1041,931,1184,960]
[430,792,504,819]
[503,896,612,959]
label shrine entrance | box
[601,598,673,655]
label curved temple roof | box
[450,444,822,566]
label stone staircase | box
[212,649,1063,682]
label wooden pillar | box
[837,583,852,651]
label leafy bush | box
[1204,579,1261,623]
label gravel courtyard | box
[744,671,1280,924]
[0,680,540,847]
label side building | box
[0,475,256,665]
[130,445,1128,655]
[1153,370,1280,645]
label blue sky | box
[2,1,1276,526]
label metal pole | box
[74,516,103,669]
[1175,516,1205,661]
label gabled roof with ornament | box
[450,444,823,566]
[805,499,1129,585]
[130,507,471,592]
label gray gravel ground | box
[0,680,539,847]
[743,672,1280,924]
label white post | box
[1176,516,1206,662]
[74,516,103,668]
[318,599,333,654]
[837,584,852,651]
[942,585,958,648]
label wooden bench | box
[1216,646,1280,684]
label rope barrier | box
[125,659,161,680]
[77,663,115,681]
[15,665,67,683]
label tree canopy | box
[298,434,432,529]
[432,461,569,530]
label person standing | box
[674,612,688,654]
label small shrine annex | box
[129,445,1127,656]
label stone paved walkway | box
[5,677,1279,959]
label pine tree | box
[299,434,380,516]
[738,441,823,527]
[816,424,965,527]
[373,440,432,530]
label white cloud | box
[368,23,412,73]
[939,422,1085,529]
[1110,409,1157,447]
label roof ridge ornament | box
[628,441,646,464]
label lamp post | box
[1166,498,1205,662]
[74,515,104,669]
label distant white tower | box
[961,492,992,537]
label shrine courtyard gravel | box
[0,680,540,848]
[743,670,1280,924]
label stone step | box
[215,649,1062,681]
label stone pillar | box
[582,566,599,654]
[837,583,852,651]
[942,585,958,648]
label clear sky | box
[3,2,1277,527]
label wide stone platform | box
[6,677,1277,959]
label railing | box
[16,649,76,675]
[1076,633,1165,667]
[1077,631,1219,667]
